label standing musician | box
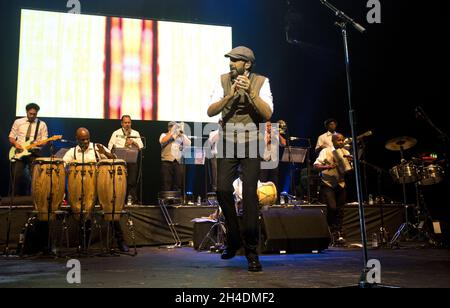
[8,103,49,196]
[315,118,338,155]
[108,115,144,204]
[159,121,191,192]
[63,128,129,252]
[314,133,353,246]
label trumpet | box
[277,120,287,135]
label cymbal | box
[385,136,417,151]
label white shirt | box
[208,130,220,157]
[208,76,274,113]
[63,143,111,164]
[315,131,334,152]
[9,117,48,144]
[108,128,144,150]
[233,178,263,202]
[314,147,351,189]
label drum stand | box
[158,192,182,249]
[390,147,416,246]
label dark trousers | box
[260,166,279,191]
[11,156,34,196]
[209,157,218,192]
[320,184,347,233]
[160,160,183,192]
[217,158,260,255]
[127,162,139,201]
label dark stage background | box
[1,1,448,223]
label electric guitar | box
[9,135,63,161]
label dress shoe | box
[221,247,238,260]
[117,241,129,253]
[247,256,263,272]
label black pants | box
[217,158,260,256]
[11,156,34,196]
[260,166,279,191]
[209,157,218,192]
[160,161,183,192]
[320,184,347,233]
[127,163,139,201]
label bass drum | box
[97,159,127,221]
[67,162,97,219]
[31,158,65,221]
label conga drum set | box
[30,158,129,253]
[386,136,445,245]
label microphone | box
[290,136,309,141]
[60,139,76,144]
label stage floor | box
[1,245,449,288]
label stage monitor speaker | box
[260,208,330,253]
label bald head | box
[76,127,90,150]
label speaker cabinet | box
[260,208,330,253]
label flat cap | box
[225,46,255,63]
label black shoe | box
[117,241,129,253]
[247,256,263,272]
[221,247,238,260]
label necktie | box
[25,121,32,142]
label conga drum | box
[31,158,65,221]
[97,159,127,221]
[67,162,97,219]
[257,182,278,206]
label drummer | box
[63,127,129,252]
[63,127,115,164]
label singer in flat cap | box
[207,46,273,272]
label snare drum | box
[67,162,97,218]
[419,164,444,186]
[257,182,278,206]
[32,158,65,221]
[97,159,127,221]
[390,162,419,184]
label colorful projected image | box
[16,9,232,123]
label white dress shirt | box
[208,130,220,157]
[315,131,334,152]
[159,133,192,162]
[108,128,144,150]
[63,143,111,164]
[9,117,48,144]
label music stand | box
[112,148,139,164]
[281,147,307,202]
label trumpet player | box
[159,121,191,192]
[314,133,353,246]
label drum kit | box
[30,157,128,253]
[385,136,445,245]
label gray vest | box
[220,73,266,144]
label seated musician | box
[63,127,129,252]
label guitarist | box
[8,103,48,196]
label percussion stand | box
[198,207,226,252]
[390,146,416,246]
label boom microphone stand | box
[320,0,380,288]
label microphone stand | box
[284,126,297,201]
[320,0,379,288]
[2,159,17,256]
[138,137,147,205]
